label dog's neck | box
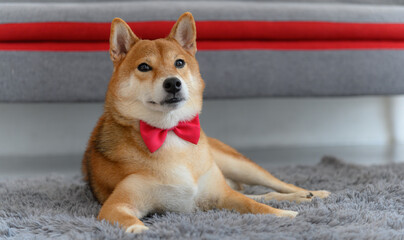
[140,108,199,129]
[107,103,200,130]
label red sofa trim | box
[2,41,404,51]
[3,21,404,42]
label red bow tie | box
[139,115,200,153]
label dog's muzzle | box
[161,77,184,105]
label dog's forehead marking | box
[154,40,185,66]
[128,39,184,67]
[129,40,159,60]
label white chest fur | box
[160,131,192,150]
[154,165,198,213]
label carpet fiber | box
[1,156,404,239]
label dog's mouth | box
[162,97,184,105]
[147,97,184,106]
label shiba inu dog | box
[82,12,330,234]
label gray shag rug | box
[1,156,404,239]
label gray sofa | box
[2,0,404,102]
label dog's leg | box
[209,137,330,198]
[98,174,153,234]
[202,165,298,218]
[219,187,298,218]
[226,178,314,202]
[225,178,244,191]
[227,178,314,203]
[245,192,315,203]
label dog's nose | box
[163,77,182,94]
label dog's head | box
[105,12,205,129]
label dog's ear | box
[168,12,197,55]
[109,18,139,63]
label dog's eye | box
[175,59,185,68]
[137,63,152,72]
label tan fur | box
[82,12,330,234]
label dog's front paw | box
[309,190,331,199]
[276,210,298,218]
[125,224,149,234]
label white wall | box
[0,96,401,157]
[202,97,390,149]
[390,96,404,144]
